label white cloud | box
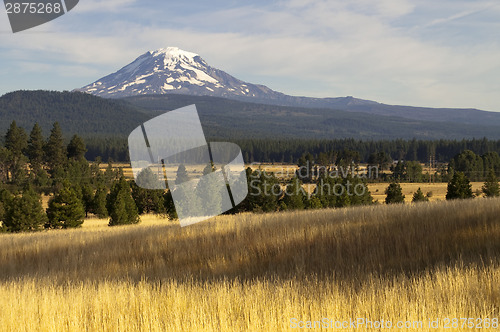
[72,0,138,13]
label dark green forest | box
[1,119,499,234]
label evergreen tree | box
[175,164,189,185]
[0,147,11,183]
[31,166,51,193]
[3,187,47,232]
[195,163,223,216]
[163,190,178,220]
[27,123,45,169]
[103,161,118,187]
[0,187,13,225]
[482,169,500,197]
[446,172,473,200]
[4,121,28,184]
[91,185,108,218]
[130,180,166,215]
[297,153,314,182]
[282,176,307,210]
[336,149,360,168]
[80,184,94,217]
[313,174,341,208]
[448,150,483,181]
[135,166,164,189]
[46,181,85,229]
[345,175,373,206]
[45,122,66,172]
[106,177,139,226]
[391,161,405,181]
[385,182,405,204]
[67,134,87,161]
[239,168,280,213]
[5,121,28,157]
[412,187,429,202]
[404,161,423,182]
[367,151,392,171]
[306,196,323,209]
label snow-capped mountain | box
[79,47,281,100]
[79,47,493,126]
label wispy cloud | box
[420,2,498,29]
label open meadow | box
[0,197,499,331]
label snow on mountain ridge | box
[79,47,376,108]
[80,47,247,97]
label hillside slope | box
[0,90,148,137]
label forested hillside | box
[124,94,500,140]
[3,91,500,143]
[0,90,148,137]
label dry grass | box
[0,198,499,331]
[368,182,485,203]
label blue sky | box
[1,0,499,111]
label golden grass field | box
[0,197,499,331]
[107,162,474,204]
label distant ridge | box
[2,90,500,140]
[78,47,500,127]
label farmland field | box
[0,198,499,331]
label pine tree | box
[67,135,87,160]
[5,121,28,157]
[195,163,224,216]
[3,187,47,232]
[385,182,405,204]
[446,172,473,200]
[482,169,500,197]
[91,185,108,218]
[313,174,339,208]
[27,123,45,169]
[46,181,85,229]
[80,184,94,217]
[163,190,178,220]
[130,180,165,215]
[135,167,164,189]
[45,122,66,172]
[106,177,139,226]
[175,164,189,185]
[412,187,429,202]
[306,196,323,209]
[345,175,373,206]
[0,187,13,226]
[245,169,280,212]
[4,121,28,185]
[282,176,307,210]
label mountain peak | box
[79,47,276,99]
[149,47,199,59]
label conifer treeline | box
[83,137,500,165]
[2,120,500,234]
